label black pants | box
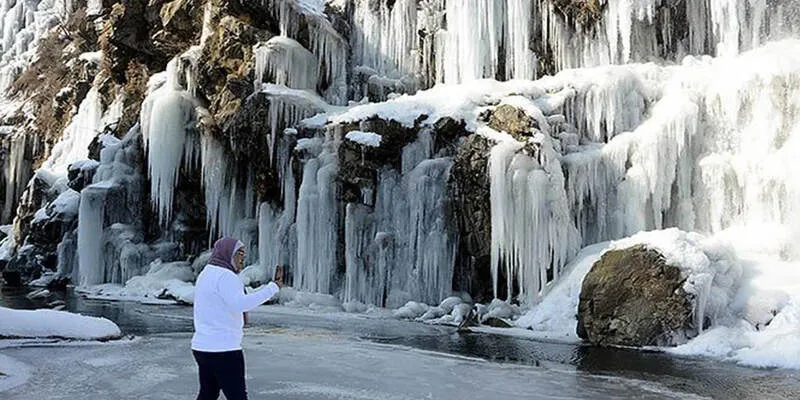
[192,350,248,400]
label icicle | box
[140,58,196,226]
[487,126,580,304]
[308,20,348,104]
[254,36,319,91]
[505,0,536,79]
[261,0,348,104]
[201,134,231,238]
[259,83,330,165]
[351,0,418,79]
[200,0,214,45]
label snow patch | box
[345,130,382,147]
[0,307,121,340]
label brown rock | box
[488,104,536,138]
[551,0,605,26]
[577,245,695,347]
[154,0,204,57]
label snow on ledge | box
[0,307,122,341]
[345,130,382,147]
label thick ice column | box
[344,203,381,306]
[443,0,504,83]
[295,150,339,294]
[257,142,297,281]
[257,202,279,281]
[140,59,196,227]
[406,158,456,305]
[77,184,108,286]
[505,0,536,79]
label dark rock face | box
[2,270,21,286]
[449,134,495,302]
[101,2,163,80]
[67,162,100,192]
[155,0,204,56]
[198,15,270,129]
[337,118,418,204]
[551,0,605,26]
[577,245,694,347]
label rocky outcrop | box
[551,0,604,27]
[447,103,543,303]
[197,15,270,129]
[488,104,538,138]
[155,0,204,56]
[449,133,494,302]
[577,245,694,347]
[337,118,419,203]
[11,9,99,149]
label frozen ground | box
[3,287,800,399]
[1,329,705,400]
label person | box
[191,237,283,400]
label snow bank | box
[668,252,800,369]
[0,307,121,340]
[80,260,195,304]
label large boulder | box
[577,245,694,347]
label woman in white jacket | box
[191,237,283,400]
